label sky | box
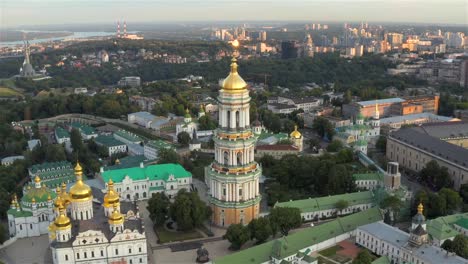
[1,0,467,28]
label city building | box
[48,163,148,264]
[118,76,141,87]
[28,161,76,190]
[275,191,375,222]
[129,96,157,112]
[55,127,70,144]
[281,41,299,59]
[94,135,127,156]
[8,176,56,238]
[127,112,176,131]
[214,208,383,264]
[101,163,192,200]
[143,140,174,160]
[189,130,202,151]
[205,55,262,227]
[27,139,41,151]
[267,95,321,113]
[379,113,459,129]
[343,96,439,119]
[356,204,466,264]
[386,124,468,190]
[353,172,384,190]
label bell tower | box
[206,40,261,227]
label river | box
[0,31,115,47]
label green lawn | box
[0,87,22,97]
[318,245,342,257]
[155,226,203,243]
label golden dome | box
[54,203,71,230]
[34,175,41,183]
[31,197,36,203]
[222,58,247,91]
[60,182,71,205]
[417,203,424,214]
[54,196,63,208]
[115,159,120,165]
[47,194,52,201]
[48,222,57,240]
[104,179,120,208]
[69,162,93,202]
[108,204,124,225]
[290,125,302,139]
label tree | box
[177,131,191,147]
[147,192,170,226]
[380,195,404,224]
[376,136,387,152]
[248,217,272,244]
[312,117,335,139]
[269,207,302,236]
[0,224,6,244]
[438,188,462,213]
[326,140,343,152]
[308,138,320,150]
[198,115,217,130]
[443,234,468,258]
[224,224,250,250]
[352,249,372,264]
[70,128,83,152]
[157,148,179,164]
[420,161,452,190]
[169,189,211,231]
[335,199,349,215]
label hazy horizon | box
[1,0,467,29]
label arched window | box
[237,152,242,165]
[224,151,229,165]
[235,111,240,128]
[80,211,83,220]
[226,110,231,128]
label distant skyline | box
[1,0,467,29]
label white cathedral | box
[47,162,148,264]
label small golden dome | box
[222,58,247,91]
[74,162,83,175]
[115,159,120,165]
[69,162,93,202]
[34,175,41,183]
[31,197,36,203]
[60,182,70,205]
[290,125,302,139]
[108,204,124,225]
[417,203,424,214]
[54,203,71,230]
[54,196,63,208]
[47,194,52,201]
[104,179,120,208]
[56,186,61,194]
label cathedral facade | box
[48,163,147,264]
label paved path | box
[151,236,224,250]
[0,235,51,264]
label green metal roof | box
[426,213,468,240]
[454,218,468,230]
[102,163,191,183]
[103,155,156,171]
[22,185,57,204]
[213,207,383,264]
[8,208,33,218]
[275,191,374,213]
[146,140,174,150]
[30,161,72,174]
[55,127,70,139]
[353,173,384,181]
[114,130,142,143]
[71,122,96,135]
[95,135,126,147]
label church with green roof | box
[8,175,56,238]
[101,163,192,200]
